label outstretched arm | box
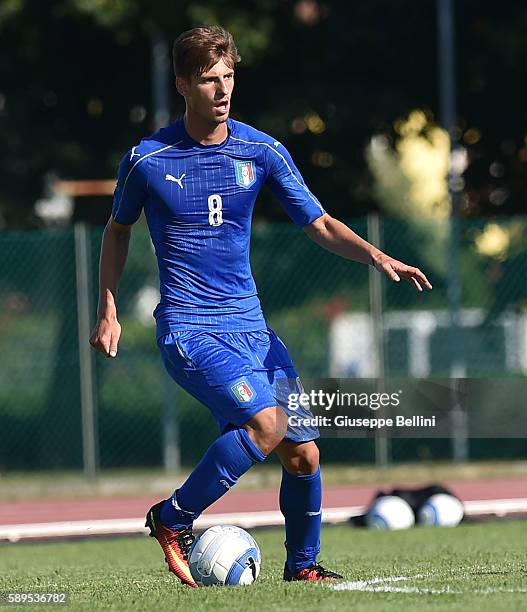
[89,218,132,357]
[304,213,432,292]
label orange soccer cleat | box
[283,562,343,582]
[145,500,198,588]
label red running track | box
[0,478,525,526]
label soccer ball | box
[417,493,464,527]
[189,525,261,586]
[366,495,415,530]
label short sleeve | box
[264,142,325,226]
[111,150,148,225]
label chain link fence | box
[1,216,526,473]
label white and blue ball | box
[189,525,261,586]
[366,495,415,530]
[418,493,464,527]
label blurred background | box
[1,0,527,479]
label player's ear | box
[176,76,189,97]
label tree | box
[1,1,527,228]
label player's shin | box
[160,427,266,529]
[279,466,322,573]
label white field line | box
[463,498,527,516]
[332,575,456,594]
[331,574,527,594]
[0,510,287,543]
[1,498,527,543]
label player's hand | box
[89,317,121,357]
[372,253,433,292]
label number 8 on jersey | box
[208,194,223,227]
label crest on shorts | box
[234,160,256,188]
[231,379,255,403]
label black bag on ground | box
[350,483,461,526]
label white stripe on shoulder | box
[229,135,324,213]
[114,140,183,219]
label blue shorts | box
[158,328,319,443]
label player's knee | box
[284,442,320,475]
[245,406,287,455]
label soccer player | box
[90,26,432,587]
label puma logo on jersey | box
[129,146,141,161]
[305,509,322,516]
[165,173,186,189]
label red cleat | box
[283,562,343,581]
[145,500,198,588]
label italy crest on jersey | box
[234,160,256,188]
[231,379,255,403]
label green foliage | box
[0,0,23,25]
[72,0,137,27]
[70,0,277,63]
[1,220,526,470]
[2,1,527,227]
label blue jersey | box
[112,117,325,336]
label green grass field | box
[1,521,526,611]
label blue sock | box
[160,427,266,529]
[279,466,322,573]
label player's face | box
[180,58,234,125]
